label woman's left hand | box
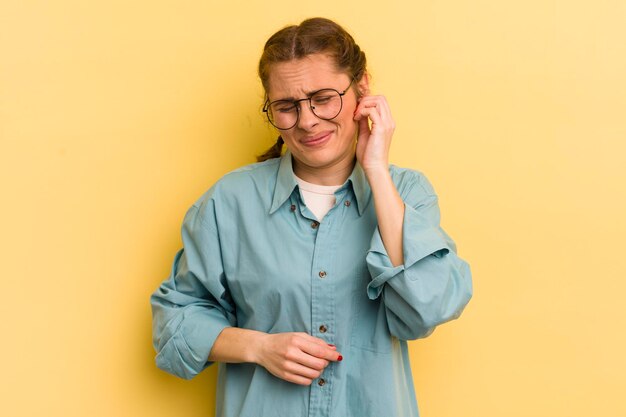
[354,95,395,173]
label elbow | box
[388,316,436,340]
[417,256,473,329]
[155,354,199,381]
[385,304,437,340]
[154,333,210,380]
[417,269,473,333]
[385,264,473,340]
[387,300,469,341]
[151,305,231,381]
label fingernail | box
[337,355,343,362]
[328,344,335,347]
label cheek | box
[281,133,297,148]
[337,111,358,134]
[339,101,358,127]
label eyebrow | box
[271,87,330,102]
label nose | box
[296,99,319,130]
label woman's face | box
[267,54,365,178]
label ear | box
[356,72,370,96]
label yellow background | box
[1,0,625,416]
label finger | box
[300,340,343,362]
[285,346,329,371]
[354,102,379,121]
[283,372,315,386]
[354,95,379,120]
[358,95,393,123]
[358,115,371,137]
[360,101,395,134]
[289,335,334,365]
[296,333,335,348]
[356,95,384,109]
[356,102,386,128]
[293,334,342,361]
[284,360,323,380]
[358,106,384,132]
[377,99,393,124]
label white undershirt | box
[294,175,341,221]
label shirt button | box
[311,221,319,229]
[318,378,326,386]
[318,270,327,278]
[344,200,351,207]
[319,325,327,333]
[290,204,296,212]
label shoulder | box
[388,164,437,198]
[213,157,281,196]
[188,157,282,223]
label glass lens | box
[267,89,343,129]
[310,89,342,120]
[268,101,298,129]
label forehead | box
[267,54,350,100]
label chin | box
[296,154,334,168]
[301,149,354,170]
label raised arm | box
[354,94,403,266]
[354,94,472,340]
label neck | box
[292,153,356,186]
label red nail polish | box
[337,355,343,362]
[328,344,335,347]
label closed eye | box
[272,101,297,113]
[312,95,333,105]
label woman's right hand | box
[254,332,343,386]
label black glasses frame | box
[263,79,355,130]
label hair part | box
[256,17,368,162]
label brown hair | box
[256,17,368,162]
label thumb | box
[357,116,370,138]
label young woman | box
[151,17,472,417]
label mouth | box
[300,131,332,147]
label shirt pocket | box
[350,265,393,354]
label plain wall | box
[1,1,625,416]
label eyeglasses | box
[263,80,354,130]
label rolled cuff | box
[155,308,232,380]
[366,203,452,300]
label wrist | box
[247,330,268,365]
[363,164,389,178]
[363,165,392,186]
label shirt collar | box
[269,149,371,216]
[346,160,371,216]
[269,150,299,214]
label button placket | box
[308,210,336,415]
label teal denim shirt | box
[150,151,472,417]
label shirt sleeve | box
[365,170,473,340]
[150,198,236,380]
